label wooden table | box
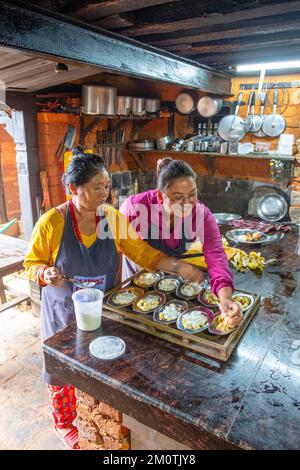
[0,234,29,312]
[44,226,300,450]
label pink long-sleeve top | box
[120,189,233,295]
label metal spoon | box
[62,275,97,288]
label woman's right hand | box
[176,261,205,284]
[43,266,63,286]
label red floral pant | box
[48,384,77,429]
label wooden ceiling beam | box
[151,17,300,48]
[71,0,180,21]
[0,1,231,95]
[194,47,300,67]
[175,37,300,56]
[122,1,300,37]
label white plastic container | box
[72,288,104,331]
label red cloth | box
[48,384,77,429]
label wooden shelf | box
[126,149,296,162]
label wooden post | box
[6,93,42,241]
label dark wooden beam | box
[193,47,300,68]
[91,14,133,30]
[152,17,300,49]
[122,1,300,37]
[0,1,231,95]
[176,37,300,56]
[71,0,181,21]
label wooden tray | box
[103,271,260,362]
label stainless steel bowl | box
[213,213,242,224]
[225,229,269,245]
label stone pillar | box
[75,389,130,450]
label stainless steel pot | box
[197,95,223,118]
[82,85,117,115]
[145,98,161,114]
[117,96,133,116]
[156,136,172,150]
[175,91,197,114]
[132,97,145,116]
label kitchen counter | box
[43,227,300,450]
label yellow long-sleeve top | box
[24,204,163,284]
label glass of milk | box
[72,288,104,331]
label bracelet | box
[38,265,48,286]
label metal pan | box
[262,89,286,137]
[218,91,246,141]
[175,91,197,114]
[243,90,254,132]
[253,87,268,137]
[249,91,262,133]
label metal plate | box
[89,336,126,360]
[213,213,242,224]
[232,293,255,312]
[256,194,288,222]
[226,229,268,245]
[153,300,189,325]
[176,307,214,334]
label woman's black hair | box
[157,158,196,191]
[62,148,109,188]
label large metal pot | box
[132,97,145,116]
[197,95,223,118]
[82,85,117,115]
[156,136,171,150]
[145,98,161,114]
[175,91,197,114]
[117,96,133,116]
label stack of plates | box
[127,140,156,150]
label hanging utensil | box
[243,89,254,132]
[253,86,268,137]
[196,95,223,118]
[218,91,246,141]
[262,88,286,137]
[249,91,262,133]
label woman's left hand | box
[219,298,243,328]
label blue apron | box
[42,203,120,384]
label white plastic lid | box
[89,336,126,360]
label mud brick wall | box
[75,389,130,450]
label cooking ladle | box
[62,275,97,288]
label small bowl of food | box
[232,293,254,312]
[153,300,189,325]
[132,291,166,313]
[154,275,182,294]
[198,287,219,308]
[176,281,203,300]
[133,271,163,288]
[176,306,214,334]
[208,313,238,336]
[107,287,144,308]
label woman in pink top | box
[120,158,242,327]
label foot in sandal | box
[55,425,79,450]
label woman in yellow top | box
[24,151,203,449]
